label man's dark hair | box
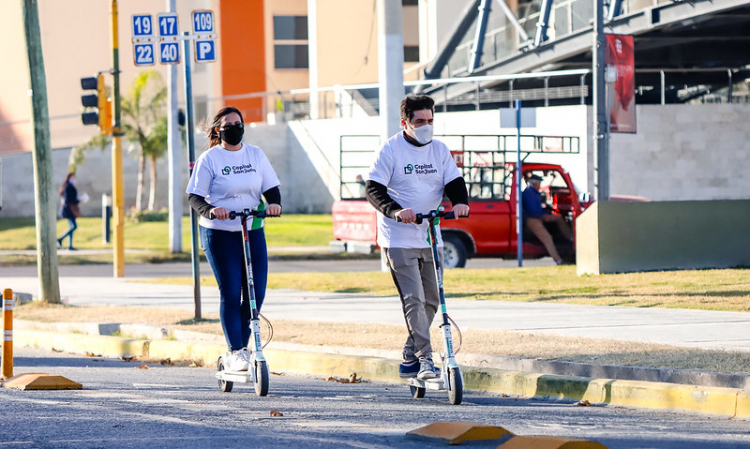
[400,94,435,122]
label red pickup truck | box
[331,135,587,268]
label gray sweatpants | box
[384,247,441,362]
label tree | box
[122,70,167,211]
[72,71,173,212]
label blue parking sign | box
[134,43,155,66]
[192,10,214,33]
[159,42,180,65]
[132,15,153,37]
[157,13,179,38]
[194,40,216,63]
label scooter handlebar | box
[396,209,467,224]
[227,209,268,220]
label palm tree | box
[121,70,167,211]
[72,71,170,212]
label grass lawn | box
[0,215,333,251]
[145,265,750,312]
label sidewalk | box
[3,271,750,417]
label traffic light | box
[80,74,112,134]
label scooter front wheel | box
[217,357,233,393]
[448,367,463,405]
[255,360,269,397]
[410,384,426,399]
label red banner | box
[606,34,636,133]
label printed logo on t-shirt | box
[405,163,438,175]
[222,163,257,175]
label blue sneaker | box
[399,360,420,378]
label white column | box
[167,0,182,253]
[307,0,319,119]
[378,0,405,142]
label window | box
[273,15,308,69]
[404,45,420,63]
[402,0,418,5]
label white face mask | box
[408,123,433,145]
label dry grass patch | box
[141,266,750,312]
[14,303,750,375]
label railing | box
[338,134,580,201]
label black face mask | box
[220,123,244,146]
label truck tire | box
[442,234,467,269]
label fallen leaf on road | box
[574,399,591,406]
[324,373,362,383]
[189,360,204,368]
[271,371,284,376]
[137,365,149,370]
[160,358,173,366]
[501,393,510,398]
[121,356,137,362]
[270,410,284,417]
[86,352,102,358]
[52,348,63,353]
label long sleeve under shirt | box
[522,186,546,219]
[365,177,468,220]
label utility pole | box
[111,0,125,277]
[166,0,182,254]
[593,0,609,201]
[377,0,405,142]
[22,0,60,304]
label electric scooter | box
[215,208,271,396]
[404,207,464,405]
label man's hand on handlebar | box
[394,208,417,224]
[210,207,229,220]
[266,203,282,217]
[452,203,470,219]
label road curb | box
[13,329,750,418]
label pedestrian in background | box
[186,106,282,372]
[57,172,81,251]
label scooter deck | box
[215,370,255,383]
[407,376,447,391]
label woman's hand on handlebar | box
[452,203,470,219]
[210,207,229,220]
[266,203,282,217]
[394,208,416,223]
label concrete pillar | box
[378,0,405,142]
[166,0,182,253]
[307,0,319,119]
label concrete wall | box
[576,201,750,275]
[609,104,750,201]
[0,123,331,218]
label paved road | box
[4,347,750,449]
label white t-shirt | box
[186,143,280,232]
[367,132,461,249]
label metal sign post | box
[500,102,536,267]
[182,31,201,320]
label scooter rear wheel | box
[410,385,426,398]
[255,360,269,396]
[448,367,463,405]
[217,357,233,393]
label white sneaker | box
[227,350,250,371]
[239,348,252,363]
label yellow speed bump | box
[2,373,82,390]
[406,422,514,445]
[498,435,608,449]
